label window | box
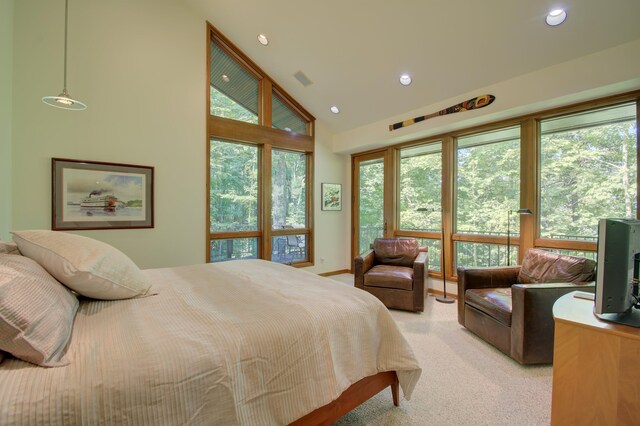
[540,103,637,242]
[399,143,442,232]
[272,149,306,229]
[456,127,521,236]
[271,149,309,264]
[211,238,258,262]
[397,143,443,272]
[272,92,307,134]
[456,241,517,268]
[454,126,521,268]
[210,140,258,233]
[209,39,259,124]
[209,140,260,262]
[207,24,315,266]
[358,157,385,253]
[352,94,639,282]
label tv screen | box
[595,218,640,327]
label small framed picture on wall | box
[321,183,342,211]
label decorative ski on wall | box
[389,94,496,131]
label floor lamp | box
[507,208,532,266]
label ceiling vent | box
[294,71,313,87]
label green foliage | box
[399,152,442,232]
[457,139,520,235]
[210,86,258,124]
[358,160,384,252]
[272,150,306,228]
[210,140,258,233]
[125,200,142,207]
[540,122,637,241]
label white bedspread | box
[0,260,421,425]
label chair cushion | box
[364,265,414,291]
[518,248,596,284]
[373,238,419,267]
[465,287,512,326]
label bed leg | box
[391,378,399,406]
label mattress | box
[0,259,421,425]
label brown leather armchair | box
[457,248,596,364]
[354,238,428,312]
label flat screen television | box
[595,218,640,327]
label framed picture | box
[52,158,154,230]
[321,183,342,211]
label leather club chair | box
[354,238,428,312]
[457,248,596,364]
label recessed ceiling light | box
[257,34,269,45]
[546,9,567,26]
[221,74,230,82]
[330,106,340,114]
[399,74,412,86]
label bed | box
[0,243,421,425]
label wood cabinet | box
[551,292,640,426]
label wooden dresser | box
[551,291,640,426]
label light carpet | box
[330,274,552,426]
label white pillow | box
[12,230,153,300]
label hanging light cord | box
[62,0,69,92]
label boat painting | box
[53,158,154,230]
[60,167,147,222]
[80,190,119,211]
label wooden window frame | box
[207,23,315,267]
[351,91,640,281]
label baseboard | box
[318,269,351,277]
[427,288,458,299]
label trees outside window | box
[271,149,309,264]
[540,103,637,242]
[397,143,443,272]
[455,127,520,267]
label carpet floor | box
[330,274,552,426]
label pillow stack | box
[0,230,153,367]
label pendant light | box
[42,0,87,110]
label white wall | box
[0,0,13,240]
[333,39,640,154]
[304,120,351,274]
[11,0,348,272]
[12,0,205,268]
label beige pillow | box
[0,254,78,367]
[12,230,153,300]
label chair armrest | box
[411,251,428,311]
[456,266,520,325]
[510,281,595,364]
[354,250,375,289]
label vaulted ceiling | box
[184,0,640,134]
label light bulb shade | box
[42,91,87,111]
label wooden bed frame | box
[290,371,399,425]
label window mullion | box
[262,144,272,260]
